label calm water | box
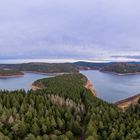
[0,73,50,91]
[1,70,140,103]
[81,70,140,103]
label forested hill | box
[74,61,140,74]
[1,61,140,75]
[100,62,140,74]
[74,61,108,70]
[0,63,78,74]
[0,73,140,139]
[0,69,24,77]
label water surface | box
[0,73,50,91]
[81,70,140,103]
[1,70,140,103]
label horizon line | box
[0,58,140,64]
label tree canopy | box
[0,73,139,139]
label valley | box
[0,62,139,139]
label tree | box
[72,121,81,135]
[43,134,49,140]
[25,134,36,140]
[31,122,40,136]
[58,135,69,140]
[65,131,74,140]
[57,117,64,130]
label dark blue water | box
[0,73,50,91]
[81,70,140,103]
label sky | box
[0,0,140,62]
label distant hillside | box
[1,61,140,75]
[101,62,140,74]
[74,61,140,74]
[0,63,78,74]
[74,61,109,70]
[0,69,24,77]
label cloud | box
[112,55,140,60]
[0,0,140,61]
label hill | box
[101,62,140,74]
[74,61,140,74]
[74,61,108,70]
[0,69,24,77]
[1,61,140,75]
[0,63,78,74]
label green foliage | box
[0,69,23,76]
[0,73,139,139]
[75,61,140,74]
[101,62,140,74]
[0,62,78,74]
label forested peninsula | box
[0,73,139,139]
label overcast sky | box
[0,0,140,62]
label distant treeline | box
[74,61,140,74]
[1,61,140,75]
[0,69,24,76]
[0,63,78,74]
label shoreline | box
[85,80,97,96]
[115,93,140,111]
[22,71,72,76]
[81,69,140,76]
[0,71,70,78]
[1,69,139,110]
[101,70,140,76]
[30,84,42,91]
[0,74,24,78]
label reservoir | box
[81,70,140,103]
[0,72,50,91]
[0,70,140,103]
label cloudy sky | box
[0,0,140,62]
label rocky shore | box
[115,94,140,111]
[30,84,42,91]
[85,80,97,96]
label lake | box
[0,72,50,91]
[81,70,140,103]
[0,70,140,103]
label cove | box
[0,72,50,91]
[81,70,140,103]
